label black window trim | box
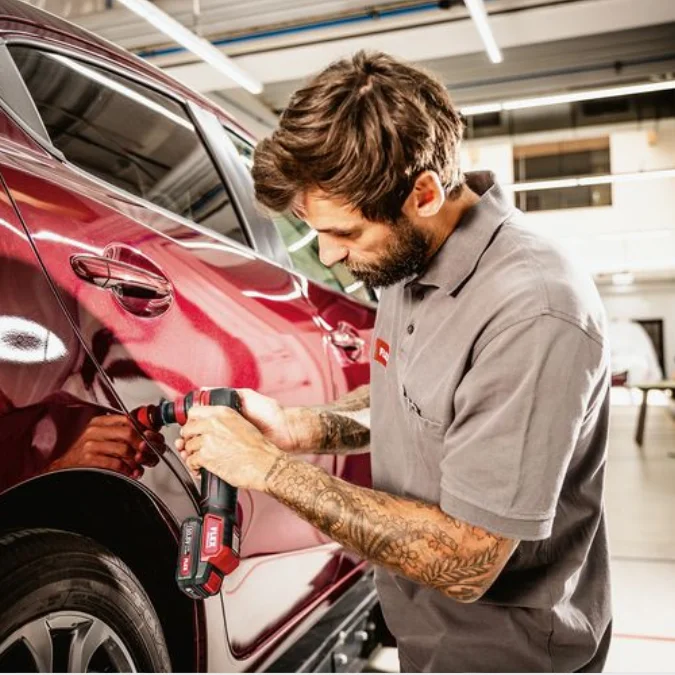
[0,39,60,155]
[188,101,292,268]
[0,37,259,256]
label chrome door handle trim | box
[70,254,172,298]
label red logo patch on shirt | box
[374,339,390,367]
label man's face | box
[301,190,432,288]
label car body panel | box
[0,145,348,649]
[0,1,376,669]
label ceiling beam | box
[156,0,675,93]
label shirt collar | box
[407,171,515,296]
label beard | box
[345,216,432,288]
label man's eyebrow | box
[313,225,360,235]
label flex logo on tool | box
[374,338,390,367]
[203,515,224,555]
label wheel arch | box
[0,469,206,672]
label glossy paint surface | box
[0,176,116,487]
[0,5,376,666]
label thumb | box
[186,452,203,474]
[237,388,262,416]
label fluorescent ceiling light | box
[504,80,675,111]
[459,102,503,116]
[114,0,262,95]
[464,0,503,64]
[579,169,675,185]
[460,79,675,116]
[509,168,675,192]
[510,177,580,192]
[344,281,365,295]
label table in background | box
[633,380,675,447]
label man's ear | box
[404,171,445,218]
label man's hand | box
[236,389,302,452]
[47,414,163,479]
[177,405,283,491]
[237,387,371,455]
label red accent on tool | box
[175,394,187,425]
[135,405,151,429]
[203,570,223,596]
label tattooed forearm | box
[286,385,371,455]
[284,408,370,454]
[316,411,370,452]
[314,384,370,452]
[265,457,517,602]
[316,385,370,413]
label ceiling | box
[24,0,675,130]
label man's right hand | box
[236,389,305,453]
[237,387,371,455]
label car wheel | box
[0,528,171,672]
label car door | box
[2,43,349,660]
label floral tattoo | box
[265,456,515,601]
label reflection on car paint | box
[0,316,67,364]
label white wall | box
[461,118,675,276]
[461,118,675,377]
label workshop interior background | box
[10,0,675,672]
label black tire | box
[0,528,171,672]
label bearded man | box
[177,51,612,673]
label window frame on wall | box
[4,41,252,249]
[225,128,378,304]
[513,137,613,213]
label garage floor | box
[367,395,675,672]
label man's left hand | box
[176,405,283,492]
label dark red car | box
[0,1,378,670]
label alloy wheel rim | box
[0,610,138,672]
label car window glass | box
[9,46,249,247]
[225,129,374,303]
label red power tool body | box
[134,388,241,599]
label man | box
[177,51,612,672]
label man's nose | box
[318,237,348,267]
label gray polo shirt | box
[370,172,612,672]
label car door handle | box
[329,322,365,360]
[70,254,172,299]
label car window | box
[9,46,249,247]
[225,130,374,303]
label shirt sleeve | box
[439,313,606,541]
